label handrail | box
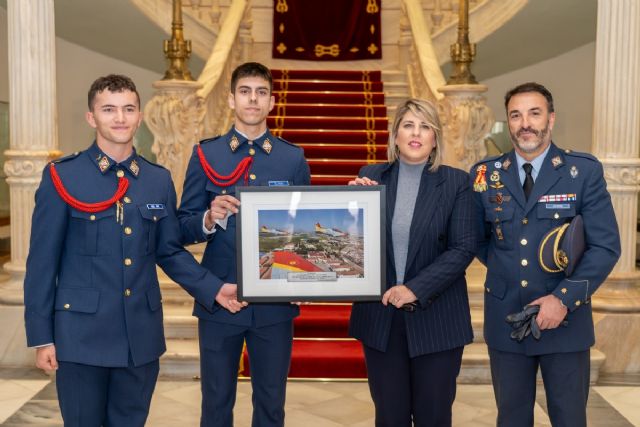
[196,0,247,99]
[402,0,447,101]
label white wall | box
[0,6,161,155]
[482,42,596,154]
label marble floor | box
[1,369,639,426]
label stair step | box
[272,103,387,117]
[268,116,388,131]
[299,143,387,160]
[294,304,352,338]
[272,69,382,81]
[311,175,353,185]
[273,91,385,104]
[278,129,389,144]
[274,80,383,92]
[308,159,383,175]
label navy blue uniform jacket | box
[178,127,310,326]
[349,162,476,357]
[24,143,218,367]
[473,143,621,355]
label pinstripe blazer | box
[349,161,476,357]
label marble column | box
[590,0,640,377]
[0,0,61,304]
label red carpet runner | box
[240,69,389,379]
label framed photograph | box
[236,185,385,302]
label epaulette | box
[52,151,82,164]
[276,135,300,149]
[560,148,597,162]
[138,155,167,170]
[471,153,504,169]
[199,135,222,145]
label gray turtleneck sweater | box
[392,160,427,284]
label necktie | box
[523,163,534,200]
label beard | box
[510,121,551,154]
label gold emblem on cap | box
[229,135,240,152]
[98,156,110,172]
[262,138,273,154]
[551,156,563,168]
[130,159,140,176]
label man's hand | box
[204,195,241,231]
[348,176,378,186]
[382,285,417,309]
[35,345,58,371]
[529,294,568,330]
[215,283,248,313]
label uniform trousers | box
[56,357,159,427]
[489,348,590,427]
[198,318,293,427]
[363,311,464,427]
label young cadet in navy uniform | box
[23,74,219,427]
[473,82,621,427]
[177,62,310,427]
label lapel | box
[380,162,399,280]
[500,151,527,210]
[524,143,565,215]
[404,165,444,275]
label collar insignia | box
[229,135,240,152]
[98,156,110,172]
[130,159,140,177]
[262,138,273,154]
[501,158,511,171]
[551,156,563,168]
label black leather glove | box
[506,304,568,342]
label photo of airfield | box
[258,208,365,280]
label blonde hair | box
[387,98,442,171]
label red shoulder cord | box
[197,144,253,187]
[49,163,129,213]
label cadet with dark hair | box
[178,62,310,427]
[473,82,621,426]
[24,74,219,427]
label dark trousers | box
[363,311,464,427]
[198,319,293,427]
[489,348,590,427]
[56,358,159,427]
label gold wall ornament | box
[162,0,194,81]
[447,0,478,85]
[279,23,285,33]
[276,0,289,13]
[276,42,287,54]
[366,0,379,14]
[367,43,379,55]
[315,44,340,57]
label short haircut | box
[88,74,140,110]
[230,62,273,94]
[504,82,554,113]
[387,98,443,171]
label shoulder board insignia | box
[276,136,298,148]
[562,150,598,162]
[53,151,81,164]
[138,155,167,170]
[199,135,222,145]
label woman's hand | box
[382,285,417,309]
[348,176,378,186]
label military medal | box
[494,218,504,240]
[474,165,488,192]
[570,165,578,178]
[489,170,504,189]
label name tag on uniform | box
[146,204,165,210]
[268,180,289,187]
[546,203,571,209]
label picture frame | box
[236,185,386,302]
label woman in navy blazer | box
[349,99,477,426]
